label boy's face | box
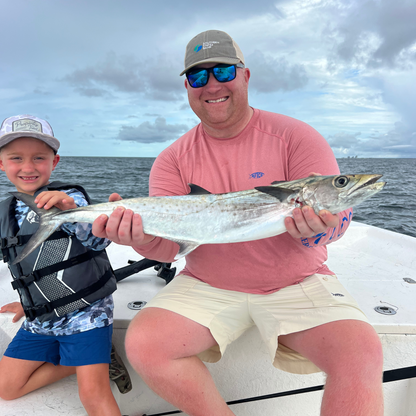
[0,137,60,195]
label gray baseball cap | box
[0,115,60,152]
[180,30,245,76]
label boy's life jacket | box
[0,181,117,322]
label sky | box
[1,0,416,158]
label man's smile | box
[206,97,228,103]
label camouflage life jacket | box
[0,181,116,322]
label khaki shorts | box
[144,273,369,374]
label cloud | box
[327,131,362,155]
[327,122,416,158]
[63,51,184,101]
[33,88,51,95]
[117,117,189,143]
[328,0,416,69]
[377,122,416,154]
[247,50,308,93]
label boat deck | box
[1,221,415,415]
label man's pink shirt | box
[136,109,352,294]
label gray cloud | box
[63,52,183,101]
[327,132,361,149]
[329,0,416,69]
[63,52,145,92]
[327,122,416,158]
[247,50,308,93]
[117,117,189,143]
[74,87,111,98]
[33,88,51,95]
[377,122,416,156]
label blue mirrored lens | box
[187,64,237,88]
[213,65,236,82]
[187,69,209,88]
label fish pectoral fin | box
[172,239,200,260]
[254,186,295,201]
[188,184,212,195]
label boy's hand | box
[35,191,77,211]
[284,172,339,239]
[92,193,155,247]
[0,301,25,323]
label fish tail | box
[10,192,65,265]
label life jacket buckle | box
[1,237,22,262]
[25,308,37,321]
[25,303,54,321]
[1,236,20,248]
[11,273,36,290]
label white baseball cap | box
[0,115,60,152]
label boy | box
[0,115,122,416]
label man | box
[92,30,383,415]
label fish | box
[10,174,385,265]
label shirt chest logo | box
[249,172,265,179]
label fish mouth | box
[347,174,386,196]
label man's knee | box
[355,329,383,373]
[124,310,172,372]
[329,323,383,379]
[125,308,216,374]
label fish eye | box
[334,176,349,188]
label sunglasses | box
[186,63,245,88]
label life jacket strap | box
[11,249,104,290]
[24,268,114,321]
[1,235,31,262]
[1,230,68,263]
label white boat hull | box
[1,221,415,415]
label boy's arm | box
[38,189,111,251]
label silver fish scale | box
[139,192,292,244]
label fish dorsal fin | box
[171,239,200,261]
[254,186,294,201]
[188,184,212,195]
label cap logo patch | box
[194,44,203,53]
[12,119,43,133]
[202,41,219,50]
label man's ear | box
[244,67,251,84]
[184,78,188,89]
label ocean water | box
[1,157,415,239]
[337,158,416,238]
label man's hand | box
[91,193,155,248]
[284,207,339,239]
[284,172,339,239]
[0,302,25,323]
[35,191,77,211]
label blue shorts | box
[4,324,113,366]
